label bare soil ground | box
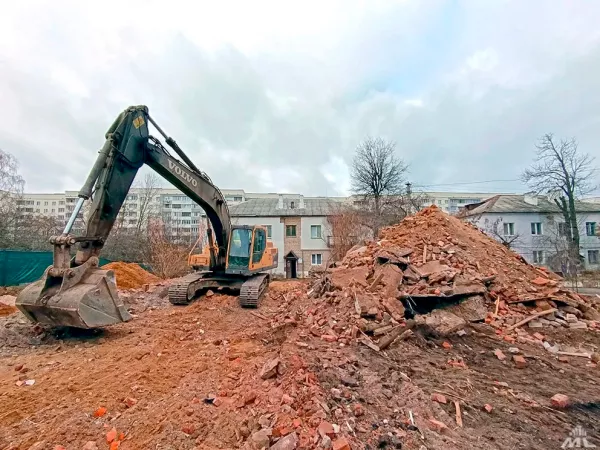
[1,280,599,450]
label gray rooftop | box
[229,197,343,217]
[461,194,600,216]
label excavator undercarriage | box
[167,272,270,307]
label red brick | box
[428,419,448,433]
[494,349,506,361]
[532,332,545,341]
[321,334,338,342]
[317,421,335,438]
[352,403,364,417]
[442,341,452,349]
[551,394,569,409]
[513,355,526,368]
[332,437,351,450]
[124,397,137,408]
[431,393,447,404]
[483,404,493,413]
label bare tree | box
[482,217,522,249]
[135,173,161,232]
[0,149,26,247]
[351,137,408,236]
[522,134,596,254]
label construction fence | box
[0,249,112,286]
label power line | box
[413,178,521,188]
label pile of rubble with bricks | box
[309,205,600,357]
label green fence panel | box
[0,250,111,286]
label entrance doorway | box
[284,251,298,278]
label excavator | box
[15,105,278,329]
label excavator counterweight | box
[15,105,277,329]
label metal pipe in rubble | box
[62,197,85,235]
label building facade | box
[461,194,600,271]
[229,195,341,278]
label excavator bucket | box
[15,266,131,329]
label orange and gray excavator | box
[15,105,278,329]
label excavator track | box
[239,273,270,308]
[168,273,206,305]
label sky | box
[1,0,599,197]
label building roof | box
[229,197,343,217]
[460,194,600,216]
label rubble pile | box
[102,261,161,289]
[310,206,600,348]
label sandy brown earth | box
[1,278,599,450]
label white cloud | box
[1,0,600,198]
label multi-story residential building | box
[460,194,600,270]
[423,191,508,215]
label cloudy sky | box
[1,0,599,197]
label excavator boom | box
[15,105,239,328]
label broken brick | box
[483,404,493,413]
[428,418,448,433]
[494,349,506,361]
[106,428,117,444]
[82,442,98,450]
[431,393,447,404]
[442,341,453,349]
[551,394,569,409]
[93,407,107,417]
[332,437,351,450]
[352,403,364,416]
[124,397,137,408]
[321,334,338,342]
[317,421,335,438]
[513,355,527,369]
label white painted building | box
[461,194,600,271]
[229,195,343,278]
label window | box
[586,222,597,236]
[311,254,322,265]
[44,208,48,213]
[252,229,266,263]
[286,225,297,237]
[532,250,544,264]
[51,208,55,212]
[59,201,64,205]
[264,225,272,238]
[52,201,56,206]
[589,250,599,265]
[290,201,295,209]
[311,225,322,239]
[44,201,48,206]
[558,222,568,237]
[503,223,515,236]
[233,196,243,202]
[531,222,542,235]
[36,201,40,206]
[172,204,182,209]
[181,212,191,217]
[58,208,64,213]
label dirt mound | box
[102,262,161,290]
[311,205,599,345]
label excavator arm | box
[15,105,232,328]
[72,105,231,269]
